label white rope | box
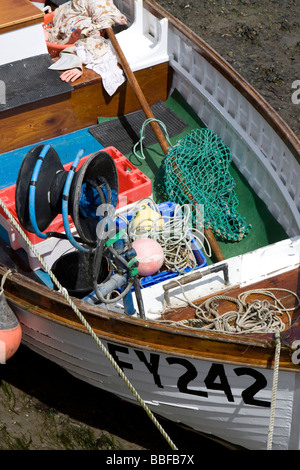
[0,197,178,450]
[267,331,281,450]
[163,281,299,334]
[119,197,212,272]
[132,118,172,161]
[159,281,290,449]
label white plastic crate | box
[0,212,75,271]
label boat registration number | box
[107,343,271,408]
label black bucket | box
[52,250,109,298]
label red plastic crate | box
[63,146,152,210]
[104,146,152,208]
[0,185,68,248]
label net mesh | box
[163,128,251,241]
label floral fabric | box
[47,0,127,59]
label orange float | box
[132,238,164,277]
[0,289,22,363]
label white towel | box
[76,44,125,96]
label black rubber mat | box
[0,54,73,113]
[88,100,188,155]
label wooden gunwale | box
[144,0,300,162]
[2,263,299,371]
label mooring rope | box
[0,268,12,295]
[0,198,178,450]
[267,330,281,450]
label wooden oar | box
[106,27,169,155]
[106,27,225,262]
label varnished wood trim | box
[1,264,299,372]
[0,0,43,34]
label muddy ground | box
[157,0,300,140]
[0,0,299,452]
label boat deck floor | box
[110,89,287,263]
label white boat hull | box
[11,300,300,451]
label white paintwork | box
[116,0,169,72]
[139,236,300,319]
[31,2,45,9]
[167,30,300,238]
[0,23,48,66]
[10,302,300,450]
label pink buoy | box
[132,238,164,277]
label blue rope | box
[62,148,89,252]
[29,144,51,239]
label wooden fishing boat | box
[0,0,300,451]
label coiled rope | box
[0,197,178,450]
[165,283,298,334]
[118,197,211,273]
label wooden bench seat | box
[0,60,172,153]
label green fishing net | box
[163,128,251,241]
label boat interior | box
[0,0,299,333]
